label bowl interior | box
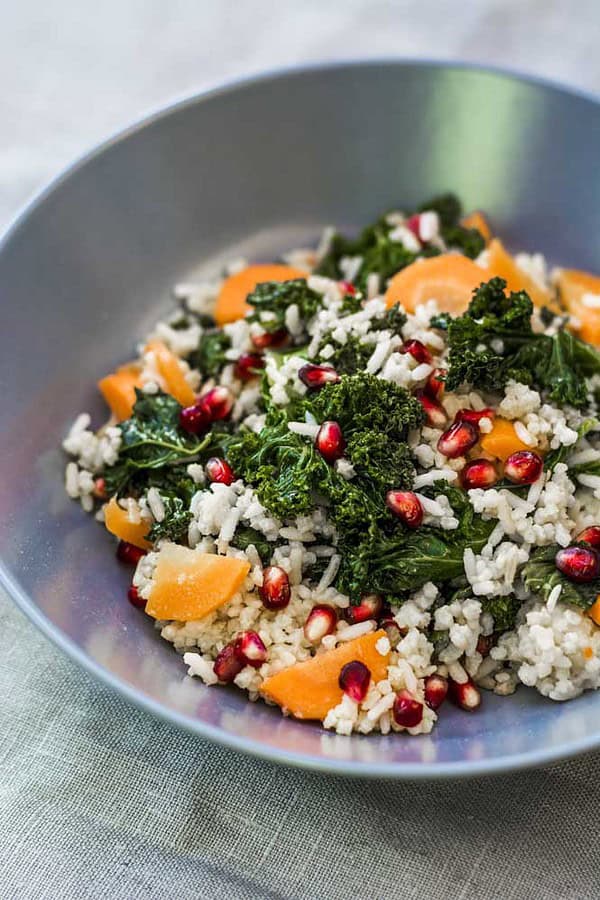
[2,61,600,776]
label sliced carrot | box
[486,239,552,309]
[588,596,600,628]
[260,630,389,720]
[214,264,308,326]
[144,339,196,407]
[556,268,600,347]
[98,363,143,421]
[461,211,492,244]
[104,497,152,550]
[480,418,531,462]
[144,544,250,621]
[385,254,486,315]
[583,646,594,660]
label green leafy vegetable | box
[545,418,597,472]
[480,595,522,633]
[188,330,231,377]
[522,545,600,610]
[146,471,197,543]
[246,279,323,335]
[230,526,276,565]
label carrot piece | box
[104,497,152,550]
[583,646,594,660]
[385,254,486,315]
[214,264,308,326]
[260,630,390,721]
[588,596,600,628]
[98,363,143,421]
[556,268,600,347]
[144,339,196,407]
[144,544,250,621]
[461,211,492,244]
[486,239,552,309]
[480,418,531,462]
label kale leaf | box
[479,595,522,633]
[188,330,231,377]
[316,304,407,375]
[346,431,415,496]
[246,279,323,335]
[146,471,197,543]
[522,545,600,610]
[230,526,276,565]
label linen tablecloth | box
[2,2,600,897]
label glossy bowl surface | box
[2,61,600,777]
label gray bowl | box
[2,61,600,778]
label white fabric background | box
[2,2,600,897]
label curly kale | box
[230,526,276,565]
[188,330,231,377]
[345,431,415,496]
[480,595,522,633]
[146,470,197,543]
[440,277,600,408]
[246,279,323,336]
[522,545,600,611]
[316,304,407,375]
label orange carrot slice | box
[480,419,531,462]
[104,497,152,550]
[98,364,143,421]
[144,544,250,621]
[214,264,308,326]
[556,268,600,347]
[385,254,486,315]
[260,630,389,720]
[461,211,492,244]
[144,339,196,407]
[486,239,552,309]
[588,596,600,628]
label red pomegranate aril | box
[346,593,383,624]
[400,339,432,365]
[234,630,268,668]
[393,690,424,728]
[198,386,233,421]
[127,585,145,609]
[251,328,288,350]
[338,660,371,703]
[437,420,479,459]
[339,280,356,295]
[205,457,235,485]
[386,490,423,528]
[213,643,244,683]
[234,352,265,381]
[415,390,447,428]
[304,604,337,642]
[298,362,341,390]
[461,458,498,490]
[424,674,448,710]
[576,526,600,549]
[259,566,291,610]
[504,450,543,485]
[425,367,446,399]
[405,213,423,241]
[92,477,107,500]
[449,677,481,711]
[179,403,210,434]
[455,407,496,426]
[555,546,600,583]
[116,540,146,566]
[379,615,403,645]
[316,420,346,463]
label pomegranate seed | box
[179,403,210,434]
[576,526,600,549]
[339,280,356,295]
[476,634,493,656]
[424,674,448,710]
[127,585,145,608]
[198,386,233,421]
[234,630,268,668]
[385,490,423,528]
[555,546,600,583]
[455,407,496,426]
[425,367,446,399]
[205,457,235,485]
[213,643,244,683]
[315,421,346,463]
[259,566,291,610]
[116,540,146,566]
[504,450,543,485]
[338,660,371,702]
[415,390,447,428]
[437,420,479,459]
[461,458,498,490]
[304,604,337,642]
[346,593,383,624]
[400,339,432,365]
[92,477,107,500]
[251,328,288,349]
[393,690,424,728]
[405,214,423,241]
[379,615,403,645]
[449,677,481,711]
[234,352,265,381]
[298,363,341,390]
